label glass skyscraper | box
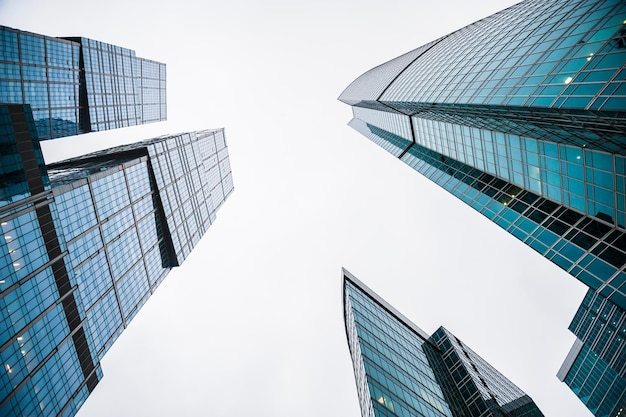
[343,268,544,417]
[0,26,166,140]
[0,104,233,416]
[557,290,625,417]
[339,1,625,414]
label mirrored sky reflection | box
[0,0,594,416]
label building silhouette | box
[0,104,233,416]
[343,268,544,417]
[0,26,166,140]
[339,0,625,415]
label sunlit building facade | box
[339,1,625,414]
[342,269,544,417]
[0,104,233,416]
[0,26,166,140]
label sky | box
[0,1,593,416]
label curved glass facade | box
[340,1,625,415]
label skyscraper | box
[0,103,233,416]
[342,268,544,417]
[0,25,166,140]
[557,290,625,417]
[339,1,625,414]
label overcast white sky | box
[1,0,593,416]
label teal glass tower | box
[0,26,166,140]
[0,104,233,416]
[557,291,625,417]
[343,269,544,417]
[339,1,626,414]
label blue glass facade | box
[0,26,166,140]
[557,290,625,416]
[339,1,625,415]
[0,104,96,417]
[0,109,233,417]
[343,269,544,417]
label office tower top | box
[0,25,166,140]
[342,268,544,417]
[47,129,233,264]
[339,0,625,152]
[340,1,625,415]
[0,106,232,417]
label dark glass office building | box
[339,0,625,414]
[0,26,166,140]
[343,269,544,417]
[0,104,233,416]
